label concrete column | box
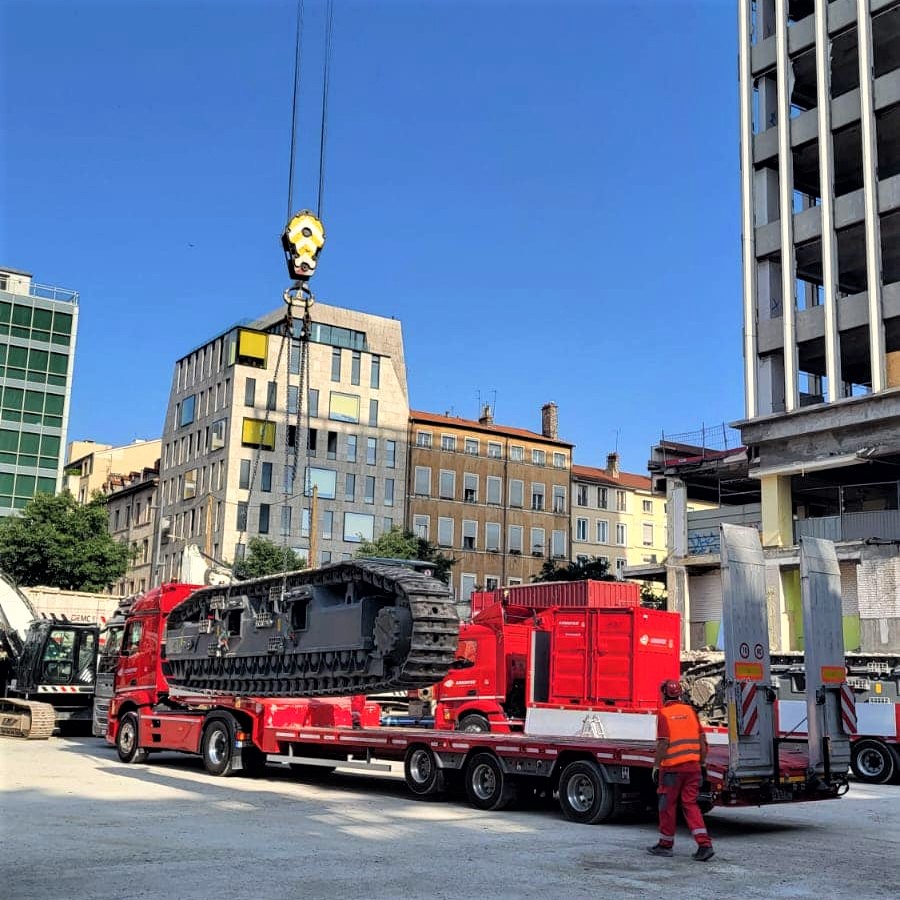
[666,564,692,651]
[765,559,792,651]
[666,478,688,559]
[761,473,793,548]
[856,0,886,392]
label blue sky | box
[2,0,743,475]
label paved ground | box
[1,735,898,900]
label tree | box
[531,555,616,583]
[0,491,132,591]
[232,537,306,581]
[355,526,456,584]
[640,582,667,611]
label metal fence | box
[658,423,744,465]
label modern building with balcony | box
[0,266,79,517]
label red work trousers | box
[657,765,712,848]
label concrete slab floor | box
[1,736,898,900]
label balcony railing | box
[795,510,900,543]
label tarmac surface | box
[1,734,898,900]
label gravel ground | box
[1,734,898,900]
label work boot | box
[692,846,715,862]
[647,844,674,858]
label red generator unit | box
[470,579,640,618]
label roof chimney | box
[606,452,620,478]
[478,404,494,426]
[541,402,558,440]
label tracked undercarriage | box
[163,560,459,697]
[0,698,56,739]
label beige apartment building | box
[65,438,161,504]
[105,465,159,595]
[156,302,409,584]
[570,456,668,577]
[406,404,573,607]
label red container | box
[470,580,640,617]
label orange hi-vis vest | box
[658,702,703,768]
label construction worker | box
[647,679,715,862]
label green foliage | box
[0,491,132,591]
[355,526,456,583]
[531,555,616,583]
[640,582,667,610]
[232,537,306,581]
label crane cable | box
[316,0,335,220]
[285,0,305,225]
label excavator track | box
[0,698,56,740]
[164,560,459,698]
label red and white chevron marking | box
[839,684,857,735]
[740,682,759,735]
[37,685,92,693]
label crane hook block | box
[282,211,326,281]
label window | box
[346,434,357,462]
[368,399,378,426]
[322,510,333,539]
[462,519,477,550]
[257,504,270,534]
[576,485,588,506]
[464,473,478,503]
[413,515,429,539]
[329,392,360,424]
[370,355,380,389]
[385,478,394,507]
[552,485,566,513]
[596,520,609,544]
[643,523,654,546]
[364,475,375,504]
[241,418,276,450]
[301,509,310,538]
[509,479,524,507]
[233,328,268,367]
[351,351,361,385]
[306,467,337,499]
[244,378,255,407]
[553,452,566,468]
[487,441,502,459]
[616,558,627,578]
[508,525,523,553]
[308,428,318,456]
[576,518,588,541]
[485,522,500,552]
[439,470,456,499]
[616,523,627,545]
[532,449,546,465]
[209,418,226,451]
[290,340,301,374]
[236,501,248,531]
[616,490,627,512]
[416,431,432,448]
[510,445,524,461]
[383,516,393,533]
[287,385,299,415]
[441,435,456,451]
[551,530,566,558]
[464,438,478,456]
[531,483,545,511]
[414,466,431,496]
[438,517,454,547]
[327,431,338,460]
[385,440,396,468]
[598,487,608,509]
[239,459,251,490]
[460,574,477,603]
[485,576,499,591]
[180,394,196,426]
[284,466,295,494]
[343,512,374,543]
[260,462,272,492]
[331,347,342,381]
[530,528,545,555]
[266,381,277,411]
[308,388,319,418]
[320,550,332,565]
[508,578,523,586]
[486,476,501,505]
[366,437,377,465]
[642,499,653,513]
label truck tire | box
[457,713,490,733]
[404,745,446,797]
[851,738,896,784]
[116,712,149,764]
[464,752,518,811]
[202,714,238,777]
[557,760,617,824]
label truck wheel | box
[457,713,490,733]
[558,760,617,824]
[404,745,446,797]
[116,712,149,764]
[464,752,517,811]
[202,715,237,777]
[851,739,896,784]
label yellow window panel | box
[237,329,268,362]
[242,418,276,450]
[329,391,360,424]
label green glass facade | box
[0,268,79,516]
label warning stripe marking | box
[840,684,857,735]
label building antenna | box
[614,429,620,453]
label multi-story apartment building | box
[0,266,79,517]
[737,0,900,651]
[106,465,159,596]
[570,454,668,578]
[156,302,409,584]
[65,438,161,504]
[406,404,573,607]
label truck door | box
[117,615,159,692]
[589,611,632,703]
[548,611,588,705]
